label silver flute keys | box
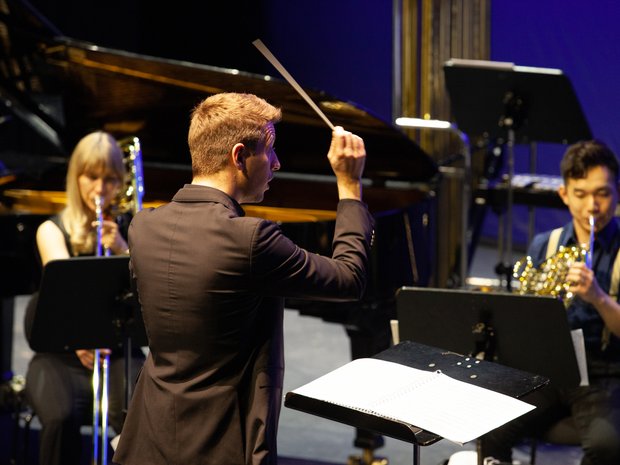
[94,195,110,257]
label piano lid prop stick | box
[252,39,335,130]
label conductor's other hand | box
[75,348,112,370]
[328,126,365,201]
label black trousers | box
[480,375,620,465]
[25,351,144,465]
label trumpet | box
[512,244,587,307]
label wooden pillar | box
[396,0,490,287]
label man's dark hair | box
[560,139,619,183]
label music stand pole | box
[462,131,472,284]
[497,86,524,291]
[101,356,110,465]
[505,127,515,291]
[92,354,100,464]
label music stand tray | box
[285,340,547,465]
[29,256,147,352]
[396,286,581,388]
[443,59,592,144]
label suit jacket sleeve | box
[250,199,374,301]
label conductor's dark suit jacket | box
[114,184,374,465]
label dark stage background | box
[488,0,620,246]
[24,0,620,246]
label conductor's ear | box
[231,143,246,170]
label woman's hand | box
[93,219,129,255]
[75,348,112,370]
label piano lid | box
[1,0,437,199]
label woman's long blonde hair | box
[62,131,125,255]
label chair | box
[12,405,36,465]
[10,378,108,465]
[9,375,35,465]
[528,415,582,464]
[12,401,114,465]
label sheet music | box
[292,358,534,445]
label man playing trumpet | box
[482,140,620,465]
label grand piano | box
[1,0,438,452]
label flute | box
[94,195,111,257]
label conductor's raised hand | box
[328,126,366,201]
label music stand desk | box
[29,255,147,352]
[285,340,547,465]
[443,59,591,144]
[396,286,581,388]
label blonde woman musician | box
[24,131,144,465]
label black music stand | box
[395,286,580,388]
[443,59,591,145]
[285,340,547,465]
[29,256,146,351]
[443,59,592,285]
[395,287,581,465]
[28,256,147,406]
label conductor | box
[113,92,375,465]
